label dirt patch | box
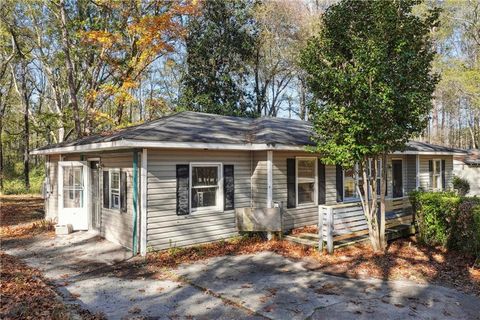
[0,196,54,239]
[144,235,480,296]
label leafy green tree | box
[300,0,440,252]
[180,0,258,117]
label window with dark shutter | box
[441,159,446,189]
[318,162,326,205]
[176,165,189,215]
[336,165,343,202]
[223,165,234,211]
[120,170,127,212]
[287,158,296,208]
[103,171,109,209]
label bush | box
[410,191,480,257]
[2,166,44,195]
[452,176,470,196]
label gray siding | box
[405,155,417,193]
[271,151,335,230]
[146,149,251,250]
[45,154,60,221]
[252,151,267,207]
[419,155,453,191]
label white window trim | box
[343,160,385,202]
[343,164,360,202]
[109,169,121,210]
[432,159,443,191]
[295,157,318,207]
[189,162,223,214]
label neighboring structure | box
[454,149,480,196]
[32,112,465,254]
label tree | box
[180,0,257,117]
[300,0,439,252]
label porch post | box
[267,150,274,240]
[267,150,273,208]
[416,154,420,190]
[140,148,148,256]
[132,150,139,255]
[326,207,334,254]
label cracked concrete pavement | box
[2,232,479,319]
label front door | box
[90,161,101,231]
[392,160,403,198]
[58,161,89,230]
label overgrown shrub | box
[452,176,470,196]
[410,191,480,257]
[2,166,44,195]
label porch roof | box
[32,111,466,155]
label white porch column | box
[416,154,420,190]
[140,148,148,256]
[267,150,273,208]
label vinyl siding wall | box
[270,151,337,230]
[418,155,453,191]
[57,152,135,249]
[146,149,251,251]
[45,154,60,221]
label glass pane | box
[63,189,83,208]
[192,187,217,208]
[192,167,218,187]
[63,167,83,187]
[298,182,314,204]
[298,159,315,179]
[111,172,120,189]
[111,194,120,209]
[434,161,441,175]
[344,177,356,199]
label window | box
[110,170,120,209]
[63,166,84,208]
[343,166,358,200]
[344,160,383,201]
[431,160,442,190]
[190,164,222,212]
[296,158,317,206]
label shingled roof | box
[32,111,465,155]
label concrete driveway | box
[2,233,480,319]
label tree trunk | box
[22,68,30,191]
[59,0,82,138]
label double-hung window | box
[110,170,120,209]
[190,163,222,212]
[343,166,358,201]
[431,159,442,190]
[296,158,317,206]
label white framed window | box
[431,159,442,190]
[190,163,223,213]
[344,160,383,201]
[296,158,317,206]
[343,165,359,201]
[110,169,120,209]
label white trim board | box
[31,139,466,155]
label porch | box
[285,197,416,253]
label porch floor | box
[285,224,416,250]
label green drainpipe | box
[132,150,139,255]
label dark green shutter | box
[287,158,296,208]
[336,165,343,202]
[103,171,109,208]
[441,159,446,189]
[318,162,326,204]
[429,160,433,189]
[223,165,234,211]
[120,170,127,212]
[176,165,189,215]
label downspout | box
[132,149,139,255]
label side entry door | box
[58,161,90,230]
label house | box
[31,111,465,255]
[454,149,480,196]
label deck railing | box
[318,197,412,253]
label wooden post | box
[327,206,334,254]
[318,205,325,252]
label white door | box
[58,161,90,230]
